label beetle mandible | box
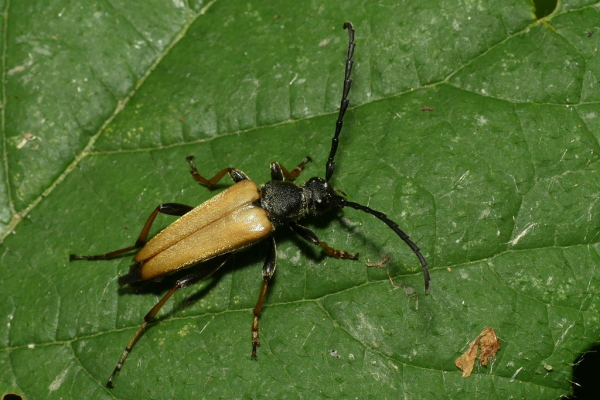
[70,21,430,388]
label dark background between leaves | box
[1,0,599,399]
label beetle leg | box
[69,203,194,261]
[186,156,231,187]
[270,157,312,181]
[186,156,249,187]
[106,254,231,388]
[251,235,276,359]
[289,222,358,259]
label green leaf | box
[1,0,598,399]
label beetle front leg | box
[69,203,194,261]
[289,222,358,259]
[270,157,312,181]
[251,235,277,359]
[186,156,249,187]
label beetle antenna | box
[335,196,430,294]
[325,21,356,182]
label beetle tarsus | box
[106,363,121,388]
[287,156,312,179]
[317,241,359,259]
[251,337,259,360]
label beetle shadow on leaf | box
[114,240,269,317]
[301,208,424,288]
[279,209,356,263]
[284,228,325,262]
[305,209,381,257]
[177,246,268,312]
[115,263,218,299]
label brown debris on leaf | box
[365,256,391,268]
[455,327,500,378]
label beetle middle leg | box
[251,235,277,359]
[106,254,231,388]
[289,221,358,259]
[186,156,249,187]
[69,203,194,261]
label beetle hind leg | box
[251,236,277,359]
[106,254,231,388]
[69,203,194,261]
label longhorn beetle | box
[70,22,430,388]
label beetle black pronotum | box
[70,22,430,388]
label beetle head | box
[305,177,338,213]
